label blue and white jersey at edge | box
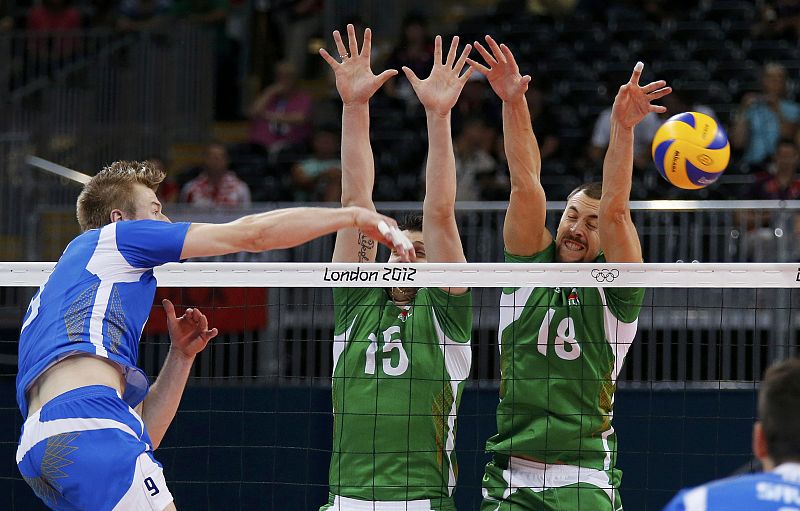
[663,463,800,511]
[16,219,191,418]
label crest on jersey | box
[398,309,412,322]
[568,288,580,306]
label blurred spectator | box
[659,88,716,122]
[180,143,252,207]
[290,125,341,202]
[272,0,322,77]
[1,0,13,31]
[118,0,172,31]
[589,108,661,172]
[748,138,800,200]
[383,12,434,109]
[453,116,502,201]
[732,63,800,167]
[753,0,800,41]
[248,61,313,154]
[27,0,82,59]
[527,79,561,162]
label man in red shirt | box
[180,143,251,207]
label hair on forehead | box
[567,181,602,201]
[398,213,424,232]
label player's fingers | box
[648,86,672,101]
[459,66,474,83]
[161,299,176,319]
[641,79,666,94]
[473,42,497,67]
[499,43,518,71]
[454,43,472,74]
[445,36,459,67]
[485,35,506,63]
[402,66,421,86]
[522,75,532,86]
[207,328,219,340]
[466,57,491,75]
[346,23,358,57]
[361,27,371,58]
[629,60,643,85]
[376,69,399,87]
[319,48,338,68]
[332,30,347,59]
[434,35,443,66]
[650,104,667,113]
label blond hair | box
[76,161,165,232]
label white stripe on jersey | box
[85,224,147,358]
[683,486,708,511]
[431,307,471,496]
[332,315,358,377]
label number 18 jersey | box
[327,287,472,504]
[486,243,645,472]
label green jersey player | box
[318,26,474,510]
[469,36,672,510]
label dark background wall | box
[0,384,757,510]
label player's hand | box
[350,207,416,262]
[163,299,218,359]
[610,61,671,129]
[402,35,472,117]
[319,24,398,106]
[467,35,531,102]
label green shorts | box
[480,456,623,511]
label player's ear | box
[109,209,124,223]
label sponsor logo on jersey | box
[568,289,580,306]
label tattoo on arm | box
[357,230,375,263]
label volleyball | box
[651,112,730,189]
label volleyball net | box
[0,262,797,510]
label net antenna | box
[26,155,91,185]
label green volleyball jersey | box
[328,286,472,503]
[486,242,644,471]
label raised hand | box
[163,299,218,359]
[611,61,672,129]
[402,35,473,116]
[320,24,398,105]
[468,35,531,102]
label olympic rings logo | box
[591,269,620,282]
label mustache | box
[561,235,586,246]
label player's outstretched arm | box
[181,206,414,261]
[600,61,670,263]
[404,35,470,294]
[469,35,549,257]
[140,299,217,449]
[320,24,398,263]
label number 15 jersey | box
[327,287,472,504]
[486,243,645,472]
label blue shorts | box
[16,385,174,511]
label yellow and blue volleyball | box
[651,112,730,189]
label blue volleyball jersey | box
[16,220,191,418]
[663,463,800,511]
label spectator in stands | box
[753,0,800,41]
[453,116,503,201]
[248,60,313,155]
[663,357,800,511]
[383,12,434,109]
[1,0,13,31]
[26,0,82,60]
[272,0,322,77]
[180,142,252,207]
[732,63,800,167]
[526,79,561,163]
[148,156,180,204]
[291,125,341,202]
[748,138,800,200]
[453,72,501,133]
[118,0,172,31]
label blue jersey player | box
[15,160,414,510]
[664,357,800,511]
